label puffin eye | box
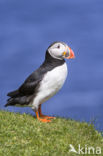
[57,45,60,49]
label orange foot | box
[40,114,56,119]
[35,111,52,123]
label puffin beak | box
[63,46,75,59]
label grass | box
[0,111,103,156]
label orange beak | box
[67,47,75,59]
[63,46,75,59]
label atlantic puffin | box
[5,41,75,122]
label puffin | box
[5,41,75,122]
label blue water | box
[0,0,103,131]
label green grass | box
[0,111,103,156]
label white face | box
[48,42,68,60]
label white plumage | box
[31,63,68,110]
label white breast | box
[31,63,68,110]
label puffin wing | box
[19,71,42,96]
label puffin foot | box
[40,114,56,119]
[35,110,52,123]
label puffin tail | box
[5,89,20,107]
[5,95,32,107]
[5,98,15,107]
[5,89,32,107]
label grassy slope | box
[0,111,103,156]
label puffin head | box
[47,41,75,60]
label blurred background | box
[0,0,103,131]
